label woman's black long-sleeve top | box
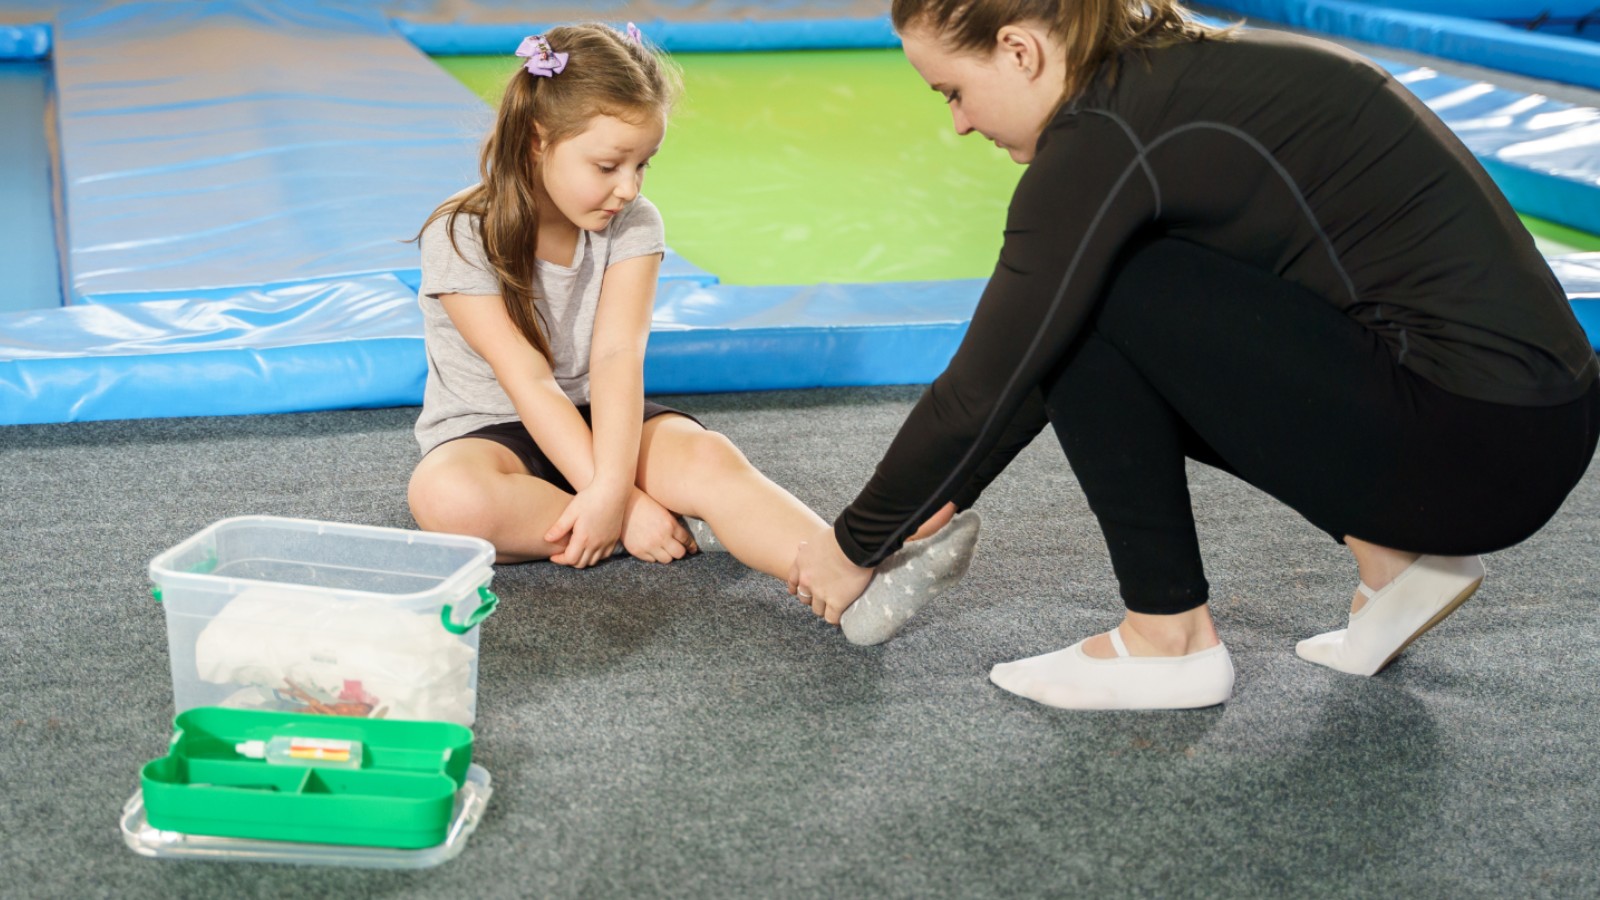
[835,28,1599,567]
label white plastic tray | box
[121,763,491,868]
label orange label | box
[286,738,353,762]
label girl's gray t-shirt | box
[413,194,665,454]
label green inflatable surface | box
[435,50,1021,286]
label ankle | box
[1345,537,1421,592]
[1119,607,1220,656]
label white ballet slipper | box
[839,510,981,646]
[1295,554,1484,676]
[989,628,1233,710]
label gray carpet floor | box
[2,386,1598,898]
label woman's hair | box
[420,23,681,362]
[891,0,1222,99]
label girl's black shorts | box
[440,401,702,491]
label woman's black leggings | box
[1042,239,1600,615]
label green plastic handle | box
[440,585,498,635]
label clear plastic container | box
[149,516,496,726]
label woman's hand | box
[545,480,629,568]
[907,501,957,542]
[787,525,874,624]
[621,489,696,564]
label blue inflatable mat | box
[0,23,50,60]
[1207,0,1600,91]
[0,60,59,315]
[51,0,481,304]
[40,0,712,303]
[1549,255,1600,346]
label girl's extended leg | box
[635,414,826,580]
[638,415,982,639]
[409,438,573,563]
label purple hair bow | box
[515,34,567,77]
[626,22,644,46]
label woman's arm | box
[948,388,1050,511]
[793,112,1160,617]
[834,112,1159,568]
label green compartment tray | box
[141,707,474,849]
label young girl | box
[409,23,979,628]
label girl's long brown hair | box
[418,24,680,362]
[891,0,1222,100]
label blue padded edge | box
[1,339,424,423]
[0,276,426,425]
[1207,0,1600,91]
[1346,2,1600,14]
[394,16,899,55]
[0,275,982,424]
[645,279,983,392]
[0,23,50,60]
[1548,256,1600,349]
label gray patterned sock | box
[840,510,981,646]
[682,517,727,553]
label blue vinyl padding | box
[0,24,50,60]
[0,277,425,422]
[1548,255,1600,348]
[1206,0,1600,91]
[50,0,483,304]
[4,0,1600,425]
[1344,2,1600,15]
[645,279,983,392]
[0,61,61,314]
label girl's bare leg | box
[409,438,572,563]
[635,415,826,580]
